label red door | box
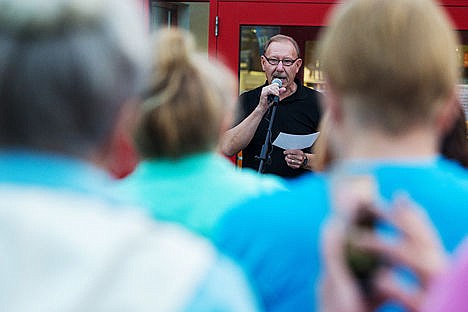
[208,1,338,165]
[209,1,336,78]
[208,0,468,141]
[209,0,468,79]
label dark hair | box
[441,106,468,168]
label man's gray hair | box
[0,0,150,156]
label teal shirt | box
[118,152,284,238]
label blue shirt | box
[214,156,468,311]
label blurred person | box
[311,103,468,173]
[213,0,468,311]
[0,0,261,311]
[314,101,468,172]
[118,28,283,239]
[221,34,322,178]
[320,194,468,312]
[311,110,334,171]
[422,239,468,312]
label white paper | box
[272,132,320,150]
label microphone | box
[269,78,282,105]
[258,78,282,173]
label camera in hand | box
[345,204,383,299]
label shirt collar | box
[262,79,306,102]
[0,149,113,196]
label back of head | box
[0,0,149,157]
[135,28,236,159]
[319,0,460,135]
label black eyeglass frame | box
[262,55,300,66]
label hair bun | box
[153,27,194,69]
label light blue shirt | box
[214,156,468,312]
[119,152,284,238]
[0,150,262,312]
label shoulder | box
[237,85,266,117]
[193,154,285,194]
[437,157,468,181]
[378,158,468,193]
[293,83,323,120]
[240,84,265,100]
[186,255,262,312]
[298,84,323,100]
[365,160,468,250]
[213,174,330,266]
[0,185,250,311]
[224,164,286,194]
[214,173,329,244]
[212,173,329,311]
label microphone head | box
[272,78,282,87]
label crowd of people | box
[116,28,283,239]
[0,0,467,311]
[0,0,259,310]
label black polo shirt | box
[238,80,322,178]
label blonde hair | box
[134,28,236,159]
[319,0,460,135]
[312,111,334,171]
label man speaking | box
[221,34,322,178]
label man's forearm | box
[220,107,267,156]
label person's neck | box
[282,81,297,99]
[339,126,439,161]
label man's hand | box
[258,82,286,112]
[320,216,371,312]
[284,149,312,169]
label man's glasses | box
[263,55,299,67]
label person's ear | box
[294,58,303,73]
[102,100,140,179]
[260,55,267,72]
[435,90,459,137]
[324,81,343,124]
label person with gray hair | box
[0,0,261,311]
